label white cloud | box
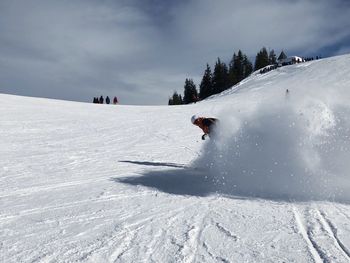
[0,0,349,104]
[171,0,350,58]
[0,0,163,103]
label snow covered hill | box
[1,54,350,262]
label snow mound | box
[195,91,350,201]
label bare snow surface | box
[1,54,350,262]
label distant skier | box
[285,89,290,100]
[191,115,218,140]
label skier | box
[191,115,218,140]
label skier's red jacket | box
[193,117,218,135]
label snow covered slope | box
[1,54,350,262]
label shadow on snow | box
[113,160,211,196]
[113,160,350,204]
[118,160,187,169]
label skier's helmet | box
[191,115,198,124]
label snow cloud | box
[194,92,350,202]
[0,0,349,104]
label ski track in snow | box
[1,55,350,262]
[318,209,350,260]
[293,206,324,263]
[293,204,350,263]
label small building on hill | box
[278,55,304,66]
[277,51,304,66]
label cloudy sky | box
[0,0,350,105]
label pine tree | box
[228,53,238,87]
[199,64,213,99]
[254,47,269,70]
[269,49,277,65]
[183,78,198,104]
[243,55,253,78]
[229,51,243,85]
[179,94,183,104]
[168,91,183,105]
[212,58,229,94]
[236,50,244,81]
[173,92,183,105]
[229,50,253,86]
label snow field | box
[1,54,350,262]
